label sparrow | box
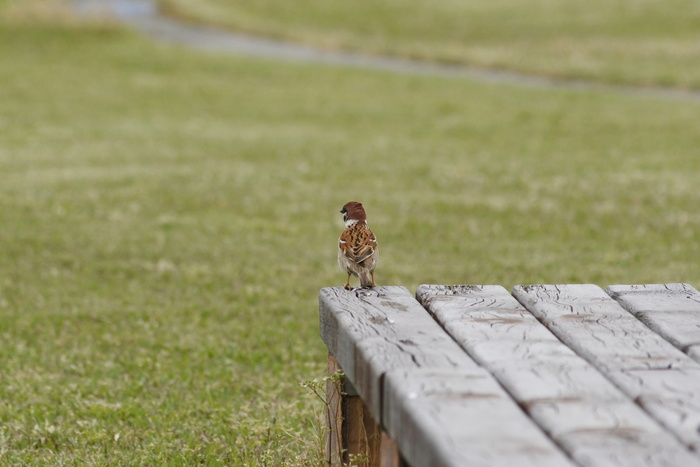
[338,201,378,289]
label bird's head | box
[341,201,367,224]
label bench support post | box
[325,354,403,467]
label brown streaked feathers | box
[338,201,378,289]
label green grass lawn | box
[2,1,700,465]
[159,0,700,89]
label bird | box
[338,201,378,290]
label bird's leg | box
[370,271,376,287]
[344,272,352,290]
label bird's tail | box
[359,271,375,288]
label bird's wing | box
[339,224,377,264]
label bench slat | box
[610,368,700,452]
[418,284,700,467]
[512,284,700,452]
[383,368,575,467]
[512,284,695,372]
[319,286,479,418]
[606,283,700,358]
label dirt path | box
[73,0,700,103]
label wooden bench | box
[319,283,700,466]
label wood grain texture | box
[417,285,620,402]
[606,283,700,353]
[610,368,700,451]
[511,284,696,372]
[319,286,478,419]
[418,284,700,467]
[378,431,404,467]
[528,399,700,467]
[513,284,700,454]
[343,396,380,467]
[383,368,575,467]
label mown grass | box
[159,0,700,89]
[2,1,700,465]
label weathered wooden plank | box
[512,284,696,372]
[606,283,700,355]
[528,400,700,467]
[418,284,700,467]
[319,286,479,419]
[512,284,700,454]
[417,286,623,402]
[383,368,576,467]
[609,368,700,452]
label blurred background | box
[1,0,699,464]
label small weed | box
[301,373,343,466]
